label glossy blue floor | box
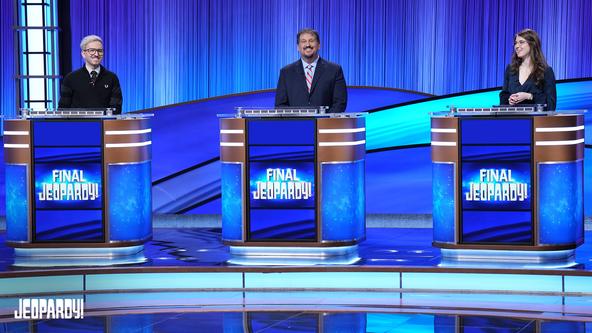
[2,227,592,329]
[2,227,592,271]
[0,310,590,332]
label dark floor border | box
[2,263,592,279]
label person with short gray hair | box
[79,35,103,51]
[59,34,122,114]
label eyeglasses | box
[514,40,528,46]
[84,48,104,55]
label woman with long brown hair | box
[499,29,557,110]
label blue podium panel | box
[32,120,104,242]
[5,164,29,242]
[539,160,584,245]
[221,162,243,241]
[321,160,365,241]
[460,118,532,245]
[433,163,455,244]
[108,162,152,242]
[247,119,317,241]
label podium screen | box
[246,119,317,241]
[32,120,104,242]
[460,118,533,245]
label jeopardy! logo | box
[465,168,528,202]
[252,168,313,200]
[38,169,99,201]
[14,298,84,319]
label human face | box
[81,41,104,68]
[514,36,530,59]
[297,33,320,63]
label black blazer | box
[58,65,123,114]
[275,57,347,113]
[499,65,557,111]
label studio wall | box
[67,0,592,112]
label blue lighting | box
[109,161,152,241]
[248,119,315,145]
[367,314,434,333]
[538,161,584,245]
[402,272,562,292]
[5,164,28,242]
[33,121,102,147]
[321,161,365,241]
[0,275,84,295]
[432,163,455,243]
[367,90,501,150]
[244,272,399,289]
[367,81,592,150]
[85,273,243,291]
[461,118,532,145]
[221,162,243,241]
[564,276,592,293]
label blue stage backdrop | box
[0,0,16,126]
[68,0,592,113]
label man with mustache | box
[275,28,347,113]
[58,35,123,114]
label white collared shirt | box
[301,56,319,79]
[85,64,101,77]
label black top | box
[275,57,347,113]
[58,65,123,114]
[499,65,557,111]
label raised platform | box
[1,227,592,324]
[1,228,592,296]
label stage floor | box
[2,228,592,322]
[2,310,589,332]
[1,228,592,272]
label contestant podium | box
[3,109,152,266]
[219,108,366,263]
[431,107,585,262]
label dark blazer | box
[499,65,556,111]
[58,65,123,114]
[275,57,347,113]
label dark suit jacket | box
[275,57,347,113]
[58,65,123,114]
[499,65,556,111]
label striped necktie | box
[90,71,98,86]
[305,64,314,92]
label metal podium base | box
[439,248,578,269]
[13,245,147,267]
[227,245,360,266]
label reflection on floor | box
[1,311,589,332]
[2,228,592,271]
